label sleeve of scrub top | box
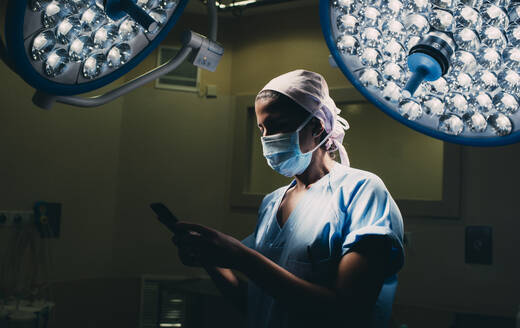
[340,175,405,277]
[239,192,274,250]
[241,233,255,248]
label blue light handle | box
[105,0,157,31]
[405,52,443,96]
[404,67,427,95]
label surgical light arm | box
[2,0,222,109]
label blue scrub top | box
[241,161,405,328]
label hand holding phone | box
[150,202,179,234]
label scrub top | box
[240,161,405,328]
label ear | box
[311,119,325,137]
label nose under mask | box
[261,114,332,177]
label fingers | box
[178,248,202,267]
[172,235,206,267]
[173,222,212,236]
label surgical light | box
[1,0,224,109]
[321,0,520,146]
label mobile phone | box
[150,202,178,233]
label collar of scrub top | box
[276,161,343,230]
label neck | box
[294,150,336,190]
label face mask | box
[261,114,332,177]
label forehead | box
[254,98,306,121]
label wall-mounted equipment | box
[321,0,520,146]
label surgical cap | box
[258,69,351,167]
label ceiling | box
[184,0,317,17]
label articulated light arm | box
[32,0,221,109]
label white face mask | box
[260,115,332,177]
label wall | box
[0,58,124,282]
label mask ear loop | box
[295,113,316,133]
[303,123,333,155]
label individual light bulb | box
[480,3,509,30]
[454,6,482,32]
[382,38,406,62]
[382,20,406,42]
[31,29,56,61]
[83,52,106,79]
[337,14,359,34]
[452,50,477,75]
[360,27,382,48]
[44,48,69,77]
[80,5,106,31]
[467,92,493,116]
[502,47,520,70]
[69,35,94,62]
[493,92,519,114]
[477,47,502,70]
[479,25,507,51]
[427,77,449,94]
[446,70,473,91]
[381,0,404,17]
[439,114,464,135]
[506,24,520,47]
[336,35,360,55]
[333,0,358,14]
[445,92,469,115]
[430,8,455,32]
[107,43,132,68]
[463,112,487,132]
[360,47,383,68]
[398,98,422,120]
[487,113,512,136]
[56,15,81,44]
[357,67,384,89]
[404,13,430,35]
[382,81,403,102]
[453,28,480,52]
[474,70,499,92]
[359,6,381,27]
[498,69,520,93]
[42,0,71,28]
[92,24,119,49]
[508,5,520,25]
[118,18,141,41]
[422,95,445,116]
[382,61,405,83]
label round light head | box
[5,0,189,96]
[322,0,520,146]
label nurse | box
[169,70,405,328]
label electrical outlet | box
[0,210,34,226]
[34,202,61,238]
[465,226,492,265]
